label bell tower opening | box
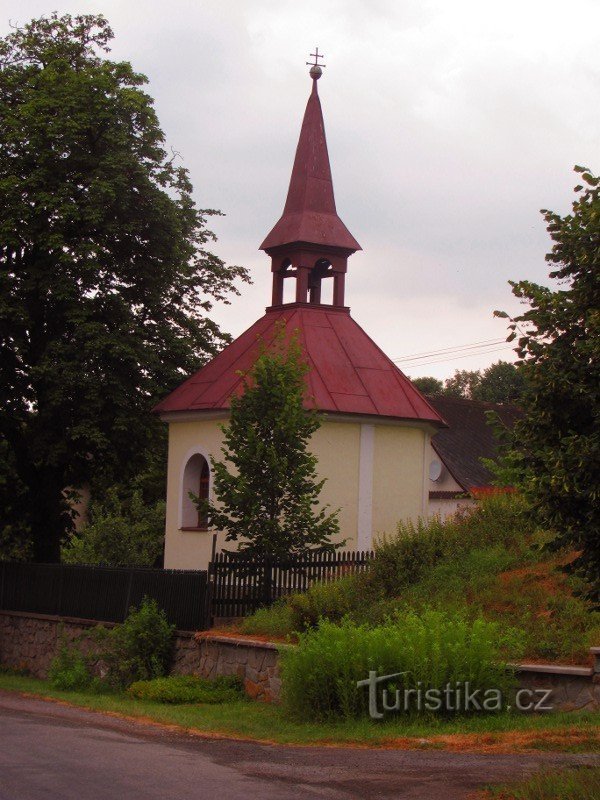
[309,259,333,304]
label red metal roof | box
[153,305,445,426]
[260,80,361,253]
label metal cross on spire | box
[306,47,326,80]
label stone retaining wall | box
[1,610,598,710]
[0,611,284,701]
[194,633,285,702]
[0,610,198,680]
[513,662,600,712]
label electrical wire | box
[405,345,515,369]
[393,338,506,364]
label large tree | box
[0,14,248,561]
[496,166,599,599]
[205,326,340,558]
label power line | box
[393,337,506,363]
[404,346,514,369]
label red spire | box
[260,77,361,252]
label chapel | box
[154,59,445,570]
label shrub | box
[62,488,165,567]
[48,637,93,690]
[99,597,174,689]
[281,611,522,721]
[127,674,243,704]
[368,517,450,596]
[286,576,369,631]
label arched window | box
[181,453,210,530]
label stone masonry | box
[194,632,286,702]
[1,610,598,709]
[0,611,285,702]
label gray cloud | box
[4,0,600,377]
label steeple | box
[260,51,361,308]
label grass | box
[1,673,599,752]
[482,766,600,799]
[239,603,294,638]
[235,494,600,663]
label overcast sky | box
[5,1,600,378]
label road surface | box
[0,692,597,799]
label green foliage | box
[286,576,372,631]
[0,13,248,561]
[496,166,600,600]
[206,324,340,557]
[239,602,294,638]
[48,637,94,690]
[410,376,443,395]
[241,493,599,662]
[99,597,174,689]
[62,487,165,566]
[440,362,525,403]
[281,612,520,721]
[486,766,600,800]
[127,674,243,704]
[473,361,527,404]
[443,369,483,398]
[368,492,534,596]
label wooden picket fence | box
[208,548,374,620]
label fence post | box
[202,572,213,630]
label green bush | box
[48,638,94,690]
[280,611,522,721]
[127,674,243,704]
[286,576,369,631]
[99,597,174,689]
[62,487,165,567]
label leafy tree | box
[496,166,600,600]
[439,363,525,403]
[411,376,443,395]
[62,486,165,567]
[0,14,248,562]
[442,369,481,398]
[472,361,526,404]
[205,325,340,558]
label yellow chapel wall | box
[371,424,428,543]
[163,414,430,570]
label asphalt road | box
[0,692,597,800]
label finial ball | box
[310,65,323,80]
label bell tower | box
[260,49,361,309]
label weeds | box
[281,611,521,721]
[483,765,600,799]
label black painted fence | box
[209,549,374,620]
[0,562,209,632]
